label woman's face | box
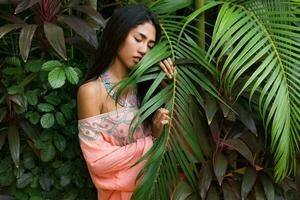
[116,21,156,70]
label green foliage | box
[0,0,299,199]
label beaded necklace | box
[100,70,139,108]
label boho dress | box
[78,71,153,200]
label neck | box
[107,57,129,83]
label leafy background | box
[0,0,299,200]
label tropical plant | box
[115,0,300,199]
[0,0,105,61]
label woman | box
[77,4,173,200]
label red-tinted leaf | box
[225,138,254,164]
[57,14,98,48]
[205,97,217,124]
[198,162,212,199]
[0,11,25,24]
[172,181,193,200]
[8,123,20,167]
[222,182,238,200]
[254,183,266,200]
[0,24,23,39]
[260,174,274,200]
[213,151,228,185]
[233,103,257,135]
[206,186,219,200]
[70,5,106,28]
[10,95,27,110]
[18,119,38,143]
[241,167,257,199]
[14,0,39,14]
[19,24,37,62]
[44,22,67,60]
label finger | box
[159,108,169,114]
[163,59,173,79]
[159,61,170,78]
[167,57,174,71]
[161,120,170,125]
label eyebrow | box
[137,32,155,43]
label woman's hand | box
[159,57,174,79]
[151,108,170,138]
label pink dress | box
[78,72,153,200]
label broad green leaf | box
[60,175,71,187]
[64,66,79,84]
[37,103,54,112]
[44,22,67,60]
[57,15,98,48]
[61,104,72,120]
[213,151,228,186]
[241,167,257,199]
[40,113,55,129]
[40,142,55,162]
[48,67,66,88]
[0,168,14,186]
[19,24,37,62]
[39,173,54,191]
[55,112,66,126]
[54,134,66,152]
[25,90,39,105]
[8,85,24,95]
[42,60,63,71]
[24,111,40,124]
[45,92,61,105]
[17,173,32,188]
[8,123,20,167]
[0,24,22,38]
[25,59,43,72]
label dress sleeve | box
[78,119,153,191]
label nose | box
[138,43,149,55]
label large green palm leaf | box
[203,0,300,180]
[116,13,221,199]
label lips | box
[133,56,142,63]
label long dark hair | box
[84,4,161,127]
[85,4,161,81]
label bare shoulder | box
[77,79,105,120]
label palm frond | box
[205,0,300,180]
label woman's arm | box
[77,81,153,191]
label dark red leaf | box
[222,182,238,200]
[198,162,212,199]
[8,123,20,167]
[14,0,40,14]
[260,174,274,200]
[19,24,38,62]
[241,167,257,199]
[70,5,106,28]
[213,151,228,185]
[224,138,254,164]
[57,14,98,48]
[0,24,23,39]
[44,22,67,60]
